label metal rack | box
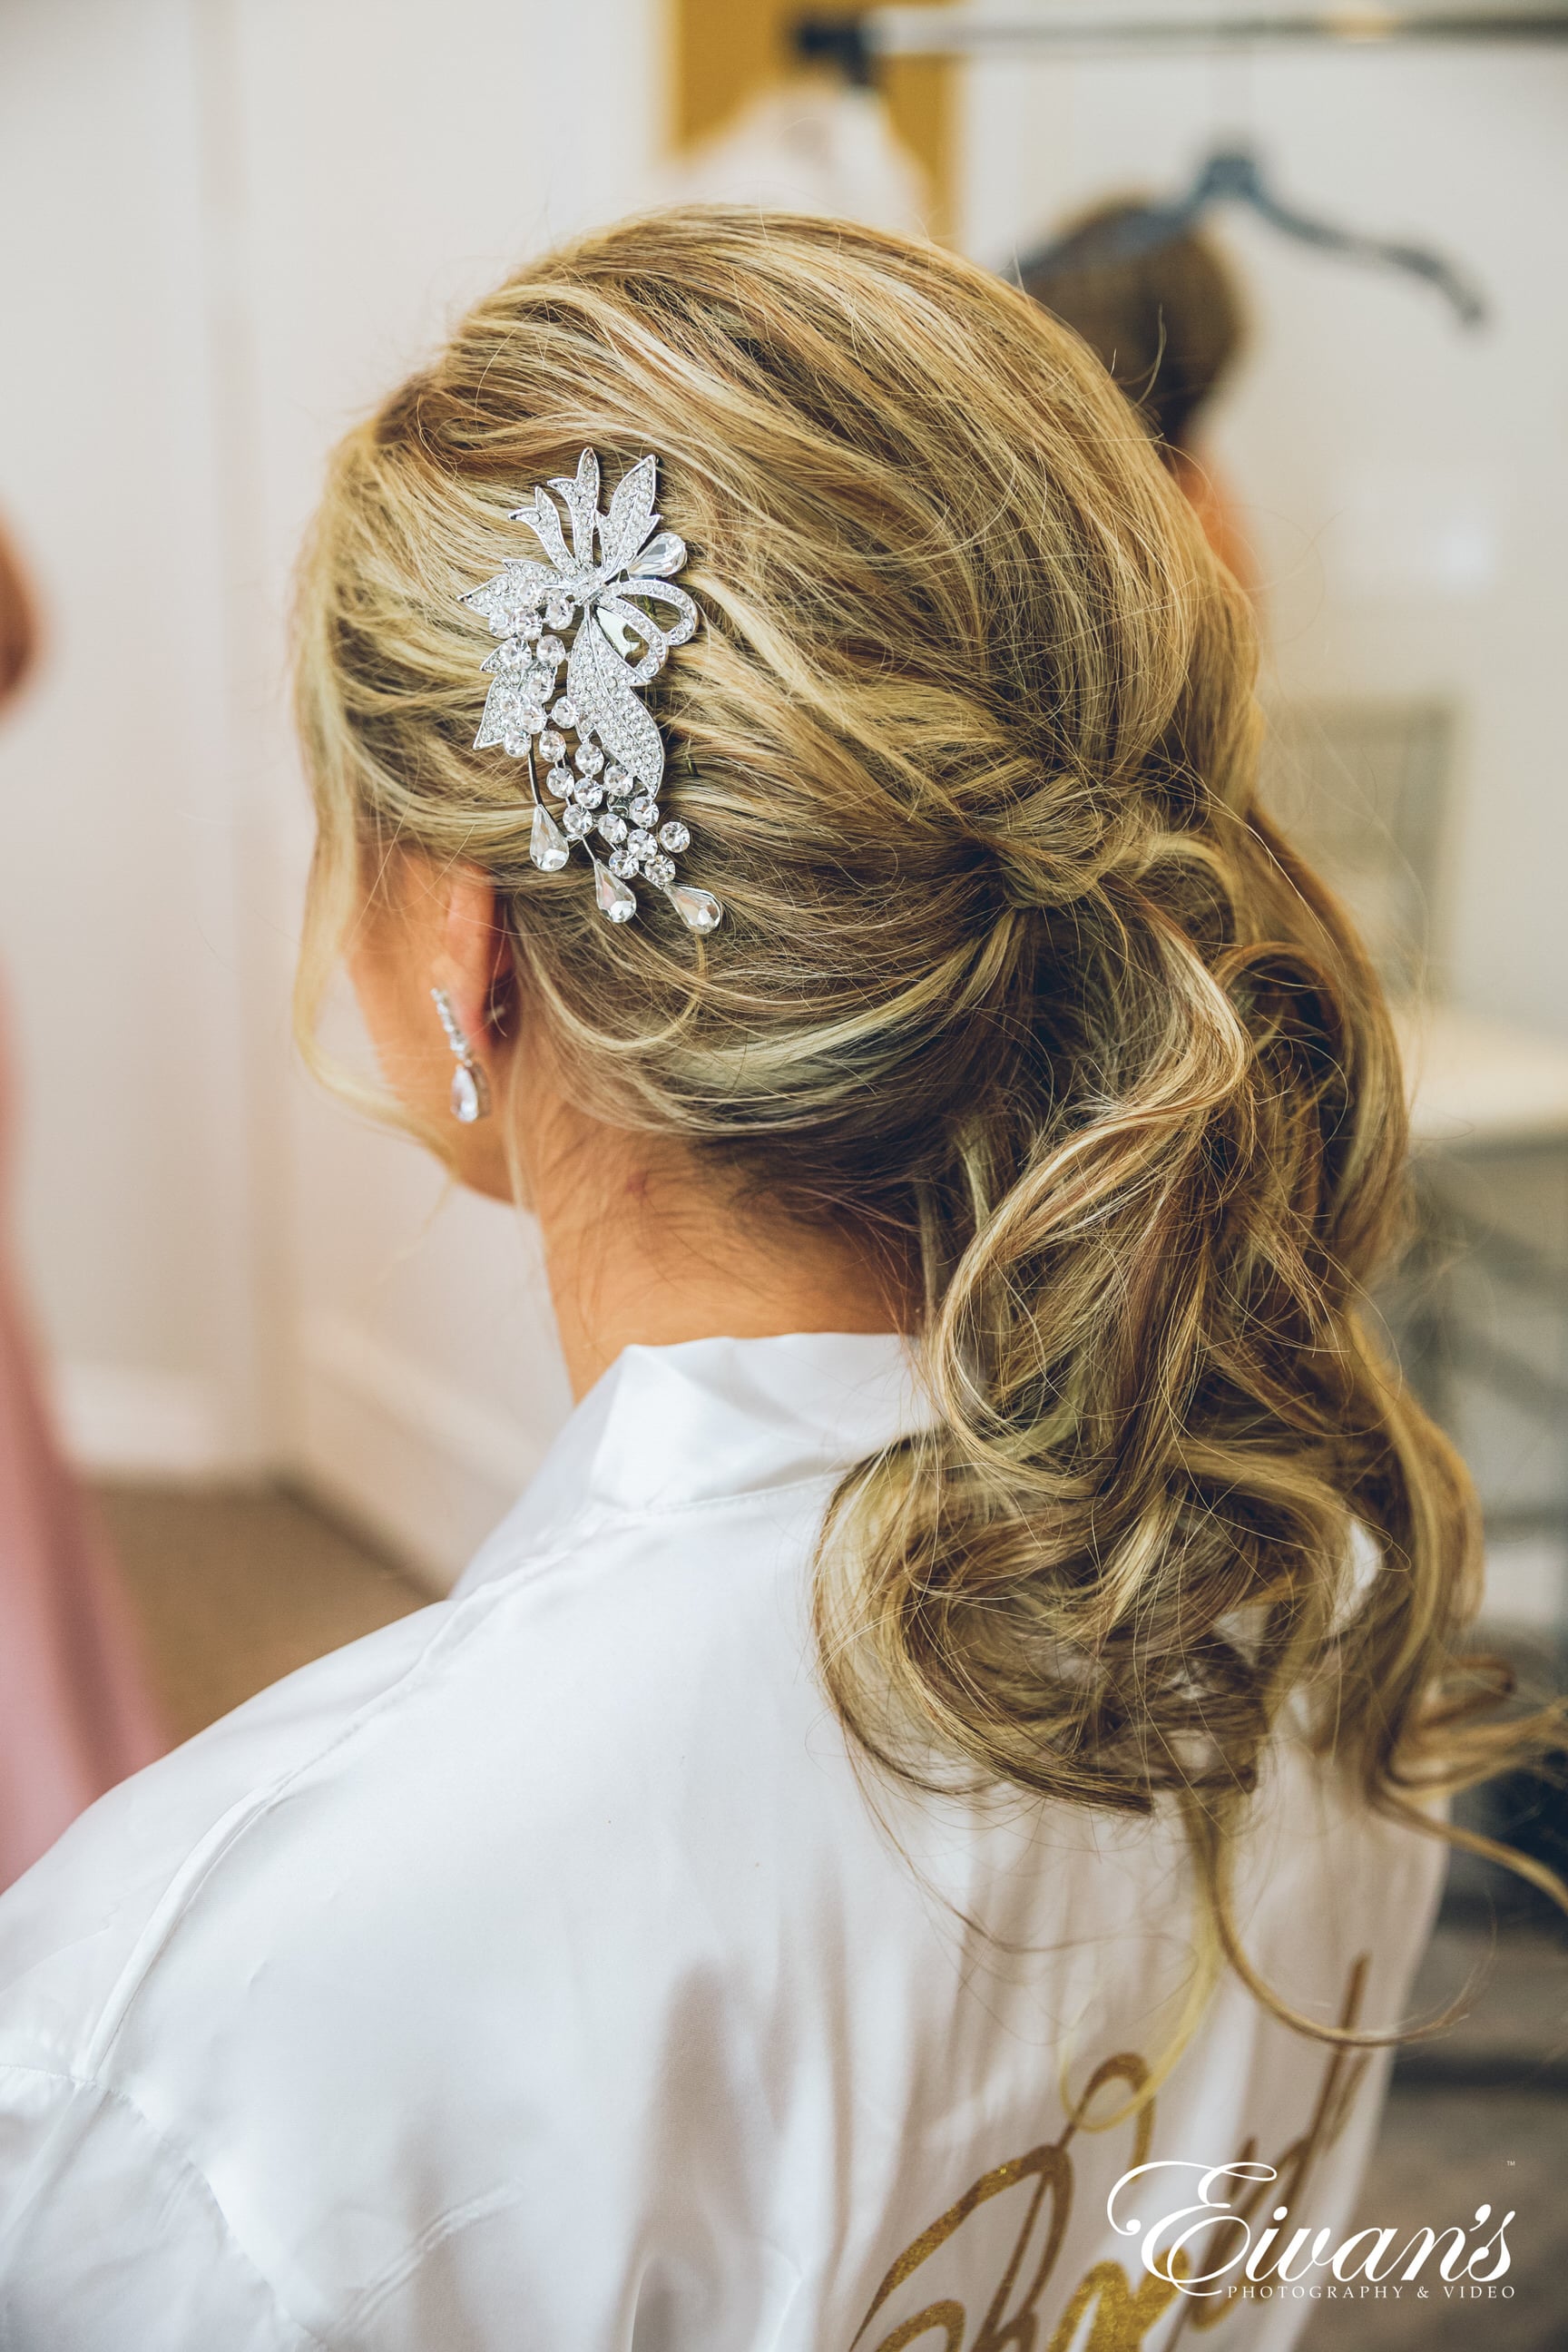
[795,5,1568,77]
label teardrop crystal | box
[594,861,638,924]
[637,531,687,577]
[667,884,722,934]
[450,1062,487,1124]
[530,801,571,872]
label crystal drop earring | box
[429,988,491,1125]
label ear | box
[429,866,510,1046]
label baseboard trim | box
[292,1314,548,1595]
[54,1362,230,1480]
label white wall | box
[957,34,1568,1034]
[0,0,264,1475]
[231,0,662,1580]
[0,0,660,1580]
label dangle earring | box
[430,988,491,1125]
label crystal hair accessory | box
[461,449,721,935]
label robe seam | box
[0,2059,328,2347]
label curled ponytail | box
[297,204,1566,2034]
[820,807,1402,1778]
[816,779,1559,2035]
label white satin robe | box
[0,1332,1441,2348]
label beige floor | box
[97,1480,426,1748]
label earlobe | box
[431,863,508,1052]
[426,863,519,1122]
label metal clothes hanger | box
[1019,146,1487,328]
[797,8,1568,70]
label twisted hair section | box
[295,208,1565,2031]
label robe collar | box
[455,1331,924,1595]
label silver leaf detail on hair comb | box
[462,449,721,934]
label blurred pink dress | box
[0,1009,163,1886]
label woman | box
[0,520,162,1888]
[1021,196,1259,594]
[0,211,1552,2347]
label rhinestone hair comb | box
[462,448,721,933]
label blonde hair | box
[296,207,1563,2034]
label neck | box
[522,1101,914,1403]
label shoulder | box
[0,1485,852,2331]
[0,1481,838,2073]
